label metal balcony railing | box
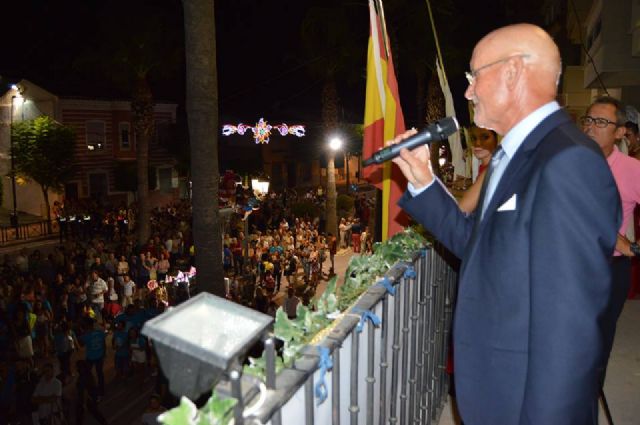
[0,220,58,245]
[222,244,458,425]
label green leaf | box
[158,396,198,425]
[274,308,304,342]
[204,392,237,424]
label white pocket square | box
[497,194,517,211]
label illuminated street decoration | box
[222,117,305,144]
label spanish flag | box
[362,0,407,240]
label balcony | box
[142,237,457,425]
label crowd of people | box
[221,188,373,316]
[0,185,371,424]
[0,200,196,424]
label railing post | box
[399,269,411,424]
[230,369,245,425]
[305,374,315,425]
[389,276,402,424]
[408,261,419,424]
[379,295,390,424]
[332,346,341,425]
[349,331,360,425]
[366,312,376,425]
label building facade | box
[0,80,181,217]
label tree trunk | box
[326,155,338,238]
[183,0,224,296]
[42,186,51,233]
[132,76,154,245]
[322,78,339,238]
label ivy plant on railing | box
[158,392,237,425]
[245,227,426,378]
[158,228,426,424]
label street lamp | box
[9,85,24,229]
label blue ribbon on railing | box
[377,276,396,296]
[314,346,333,405]
[421,249,427,258]
[403,266,416,279]
[353,308,382,333]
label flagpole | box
[374,0,391,60]
[425,0,448,87]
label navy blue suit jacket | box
[399,110,621,425]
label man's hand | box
[389,128,434,189]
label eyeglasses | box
[465,54,530,85]
[579,116,619,129]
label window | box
[119,122,131,150]
[86,121,105,150]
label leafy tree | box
[11,116,76,226]
[182,0,224,296]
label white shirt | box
[33,376,62,419]
[90,278,108,304]
[123,281,136,297]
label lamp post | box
[9,86,23,229]
[327,137,342,238]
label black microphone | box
[362,116,460,166]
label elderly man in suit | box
[392,24,621,424]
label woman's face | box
[469,127,498,162]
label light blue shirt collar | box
[499,101,561,159]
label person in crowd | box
[283,287,300,320]
[338,218,349,249]
[327,233,337,275]
[33,300,52,358]
[53,321,77,378]
[88,271,108,322]
[112,320,130,379]
[459,125,499,213]
[75,360,108,425]
[156,252,170,282]
[272,252,282,293]
[625,118,640,159]
[350,218,362,253]
[581,96,640,353]
[31,363,63,425]
[11,304,34,368]
[138,253,151,289]
[78,319,106,399]
[392,23,620,424]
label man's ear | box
[504,56,525,89]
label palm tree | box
[73,1,183,245]
[300,1,360,237]
[182,0,224,296]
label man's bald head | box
[467,24,562,134]
[477,24,561,97]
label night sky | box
[0,0,547,140]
